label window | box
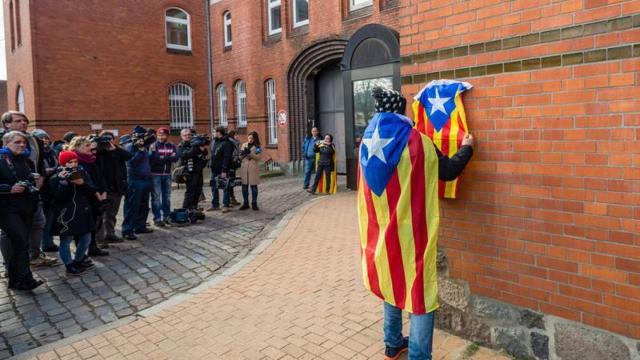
[350,0,373,11]
[9,1,15,51]
[16,86,24,113]
[165,8,191,51]
[293,0,309,27]
[15,0,21,46]
[267,0,282,36]
[223,11,232,47]
[265,79,277,144]
[235,81,247,128]
[217,84,228,127]
[168,83,194,129]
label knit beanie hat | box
[31,129,50,140]
[157,127,169,135]
[372,87,407,114]
[58,150,78,167]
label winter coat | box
[78,157,107,194]
[150,141,179,175]
[0,148,39,214]
[96,146,132,195]
[177,141,208,174]
[238,143,263,186]
[46,169,97,237]
[303,136,321,159]
[314,142,336,170]
[125,143,152,180]
[210,137,235,175]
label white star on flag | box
[362,125,394,164]
[428,88,451,116]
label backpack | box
[169,208,191,226]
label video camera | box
[90,134,114,151]
[191,134,211,147]
[59,167,83,181]
[131,128,157,148]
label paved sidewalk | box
[28,193,508,360]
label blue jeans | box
[211,176,231,209]
[384,302,435,360]
[241,185,258,206]
[122,178,152,235]
[303,157,316,188]
[151,175,172,221]
[59,233,91,265]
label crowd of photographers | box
[0,110,263,290]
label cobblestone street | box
[0,177,311,359]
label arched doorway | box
[341,24,401,190]
[287,39,348,173]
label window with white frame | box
[350,0,373,11]
[223,11,232,47]
[265,79,277,144]
[267,0,282,35]
[217,84,228,127]
[168,83,194,129]
[293,0,308,27]
[16,86,24,113]
[235,81,247,128]
[165,8,191,51]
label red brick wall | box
[401,0,640,339]
[4,0,37,120]
[5,0,210,140]
[209,0,401,162]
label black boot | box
[88,240,109,257]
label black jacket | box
[314,142,336,169]
[0,151,39,214]
[178,141,208,174]
[210,137,235,175]
[79,160,107,194]
[96,147,132,194]
[46,170,97,237]
[437,145,473,181]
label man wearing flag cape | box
[358,87,474,360]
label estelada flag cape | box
[358,112,440,314]
[413,80,472,199]
[315,145,337,194]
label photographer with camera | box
[0,131,44,290]
[208,127,235,213]
[69,136,109,257]
[46,151,98,276]
[177,128,209,210]
[121,126,155,240]
[32,129,59,253]
[0,111,58,269]
[150,127,178,227]
[238,132,263,211]
[95,131,133,244]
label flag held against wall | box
[413,80,472,199]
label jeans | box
[384,302,435,360]
[311,164,332,193]
[122,178,152,235]
[97,192,123,241]
[303,157,316,188]
[183,171,203,210]
[211,175,231,209]
[151,175,172,221]
[0,210,37,285]
[59,233,91,265]
[241,185,258,206]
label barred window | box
[166,8,191,51]
[168,83,194,130]
[267,0,281,36]
[265,79,277,145]
[217,84,228,127]
[223,11,232,47]
[17,86,24,113]
[235,81,247,128]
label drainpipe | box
[205,0,215,133]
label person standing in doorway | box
[308,134,336,195]
[302,127,321,190]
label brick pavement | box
[26,193,509,360]
[0,177,310,359]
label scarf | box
[75,151,96,164]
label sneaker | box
[154,220,166,227]
[65,264,85,276]
[30,253,59,267]
[384,337,409,360]
[221,207,231,214]
[123,233,138,241]
[42,244,59,252]
[104,235,124,243]
[134,228,153,234]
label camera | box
[59,167,83,181]
[91,135,113,151]
[191,134,211,147]
[131,128,157,147]
[15,180,39,194]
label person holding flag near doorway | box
[358,87,474,360]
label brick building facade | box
[4,0,640,358]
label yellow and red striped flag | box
[315,150,337,194]
[358,112,440,314]
[413,80,472,199]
